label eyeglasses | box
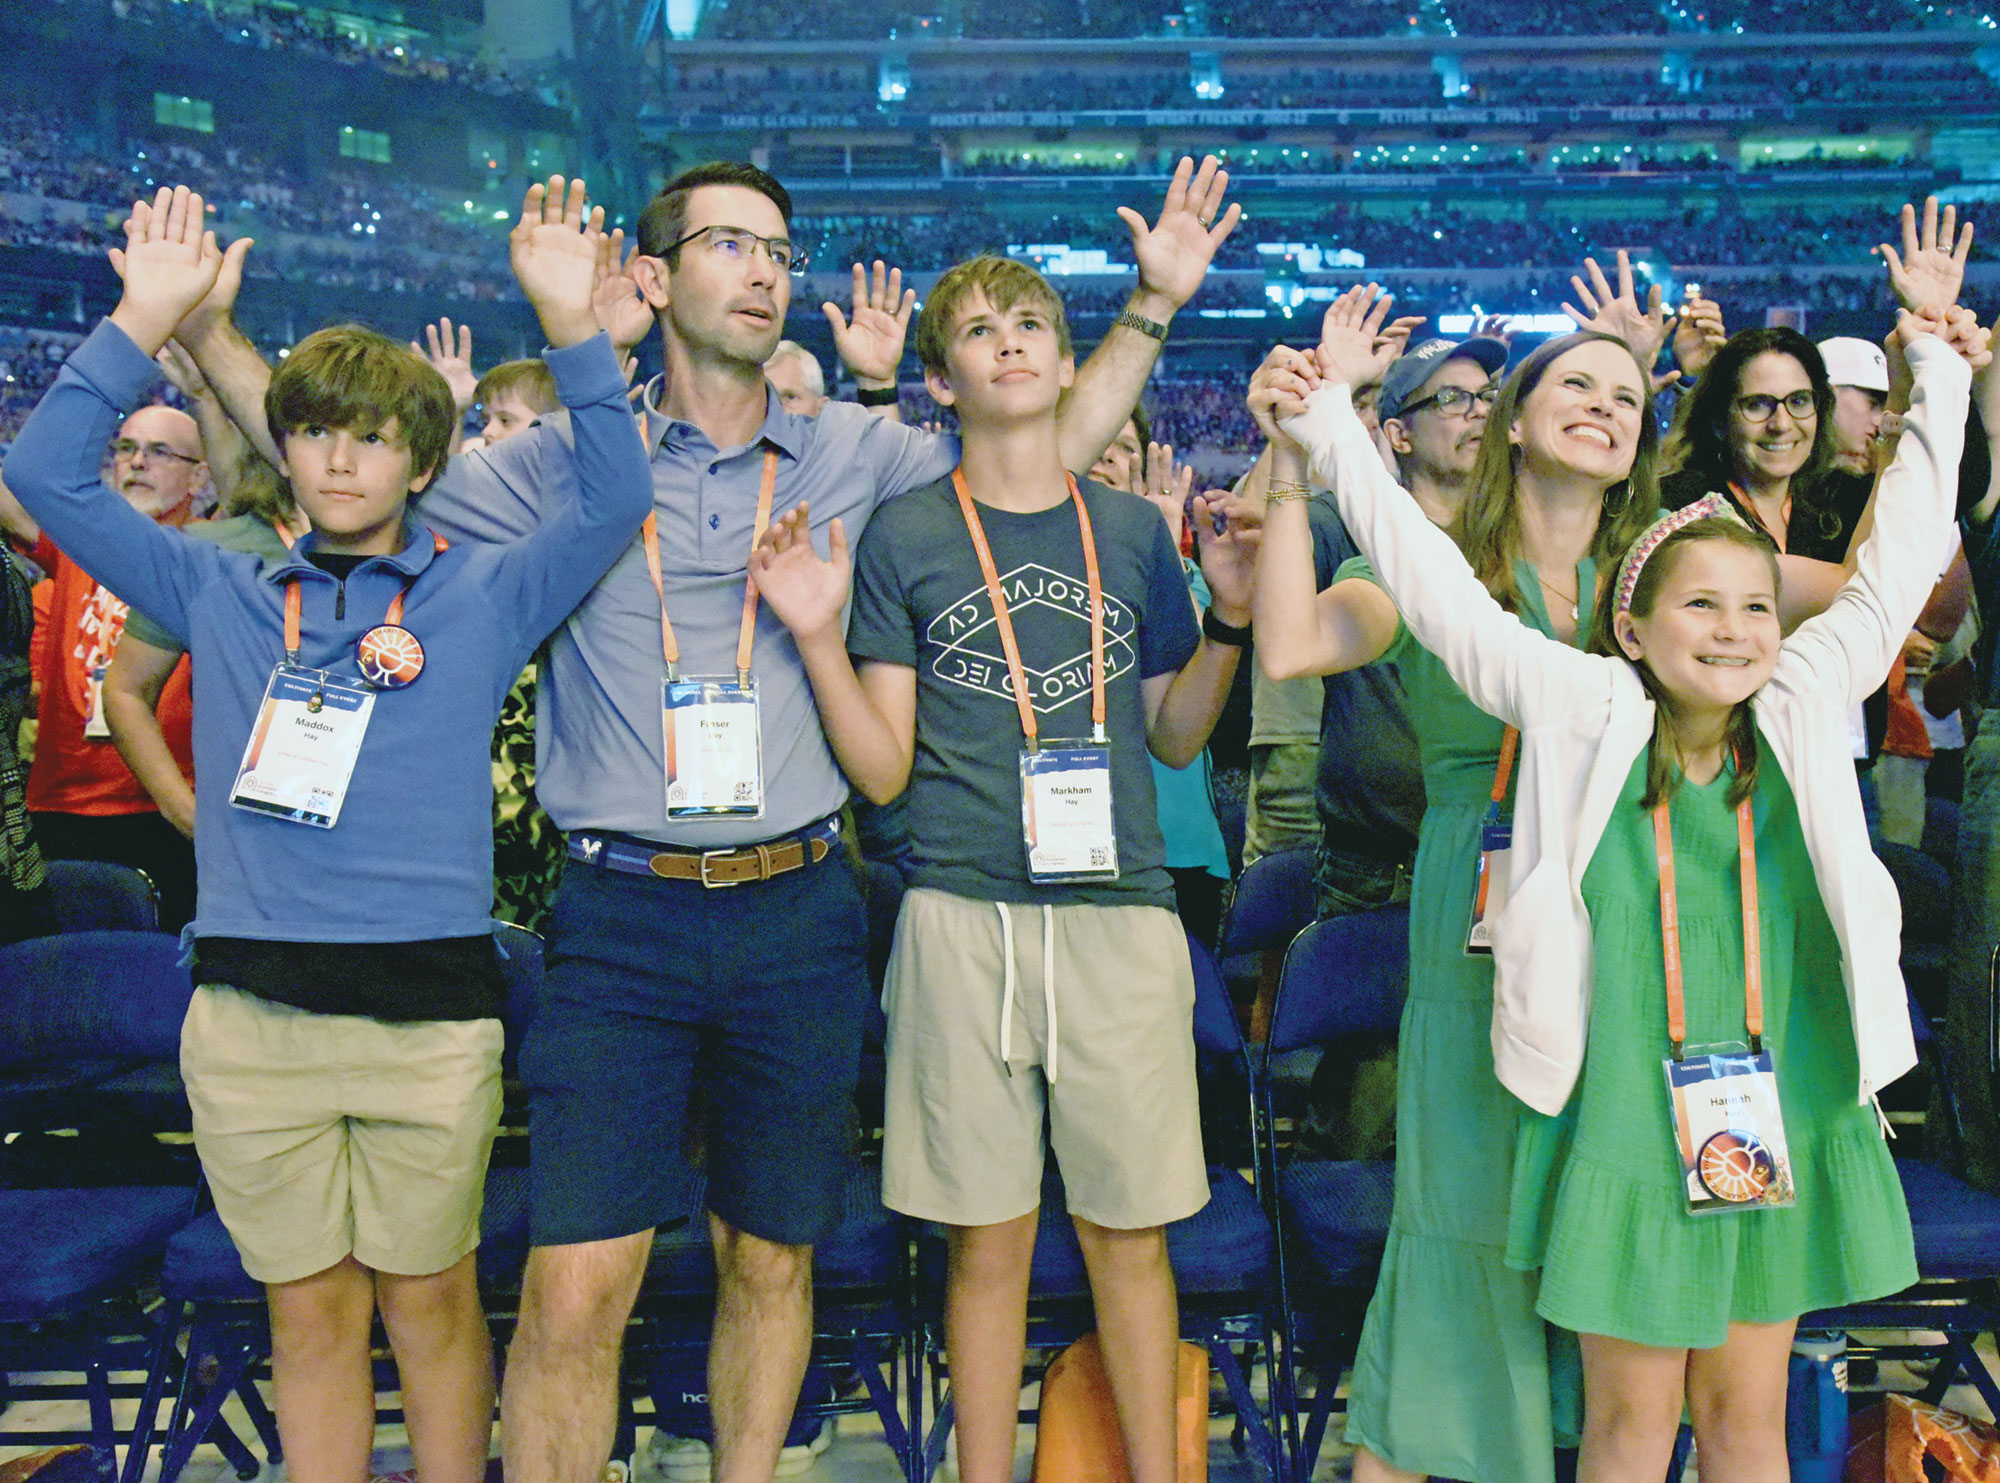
[1398,383,1499,419]
[111,439,202,465]
[1733,390,1818,423]
[661,224,808,275]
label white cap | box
[1817,336,1889,393]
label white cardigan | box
[1281,339,1970,1117]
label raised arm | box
[487,178,656,649]
[748,503,916,803]
[1283,287,1609,730]
[168,232,279,471]
[1785,318,1981,708]
[1246,338,1402,682]
[1144,494,1251,768]
[1057,156,1242,474]
[3,188,229,642]
[824,261,916,421]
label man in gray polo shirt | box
[178,157,1239,1483]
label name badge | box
[664,675,764,818]
[1465,819,1512,955]
[1664,1044,1797,1215]
[229,667,375,829]
[83,664,111,739]
[1020,741,1119,883]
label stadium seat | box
[40,859,162,935]
[1256,908,1409,1479]
[0,932,198,1462]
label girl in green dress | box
[1279,292,1983,1483]
[1251,275,1668,1483]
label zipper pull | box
[335,580,346,621]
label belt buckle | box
[698,848,743,889]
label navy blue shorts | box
[522,836,869,1248]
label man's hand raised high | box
[509,175,607,349]
[592,227,655,364]
[824,260,916,390]
[108,186,225,358]
[1117,155,1242,322]
[1313,284,1408,390]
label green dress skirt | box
[1508,733,1915,1348]
[1339,559,1587,1483]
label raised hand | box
[592,228,655,361]
[108,186,225,357]
[509,175,605,349]
[1671,292,1727,382]
[824,260,915,389]
[1939,303,1993,370]
[1141,441,1195,544]
[174,234,253,351]
[1116,155,1243,319]
[747,502,852,641]
[1878,197,1974,316]
[1312,284,1408,390]
[411,317,478,413]
[155,339,213,402]
[1245,344,1322,445]
[1473,314,1515,346]
[1192,491,1256,625]
[1562,250,1671,372]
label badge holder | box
[229,667,376,829]
[1665,1041,1797,1214]
[1021,739,1119,883]
[663,672,765,819]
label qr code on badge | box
[733,781,757,802]
[1089,847,1110,866]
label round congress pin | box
[356,624,427,689]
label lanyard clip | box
[665,660,679,684]
[1669,1037,1686,1063]
[737,667,751,689]
[1091,724,1107,746]
[284,648,301,669]
[1749,1032,1763,1057]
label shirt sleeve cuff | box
[542,332,627,409]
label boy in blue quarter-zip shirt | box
[0,178,651,1483]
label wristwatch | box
[1202,610,1252,648]
[1114,308,1170,343]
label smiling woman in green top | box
[1250,279,1665,1483]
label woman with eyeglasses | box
[1659,327,1867,629]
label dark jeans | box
[31,808,195,931]
[1296,842,1413,1162]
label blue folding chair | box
[42,859,162,935]
[1255,908,1408,1481]
[1800,991,2000,1420]
[0,931,198,1460]
[914,932,1283,1482]
[130,923,543,1483]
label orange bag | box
[1847,1394,2000,1482]
[1030,1333,1209,1483]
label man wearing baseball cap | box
[1375,335,1510,525]
[1819,334,1893,478]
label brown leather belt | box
[567,820,839,888]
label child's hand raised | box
[107,186,224,358]
[748,502,852,643]
[509,175,607,349]
[1312,285,1417,392]
[1192,491,1256,626]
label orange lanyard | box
[1653,776,1762,1061]
[640,449,779,684]
[953,468,1106,751]
[271,519,298,551]
[282,532,445,666]
[1473,726,1520,917]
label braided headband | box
[1611,492,1746,617]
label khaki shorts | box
[881,888,1209,1230]
[181,985,504,1284]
